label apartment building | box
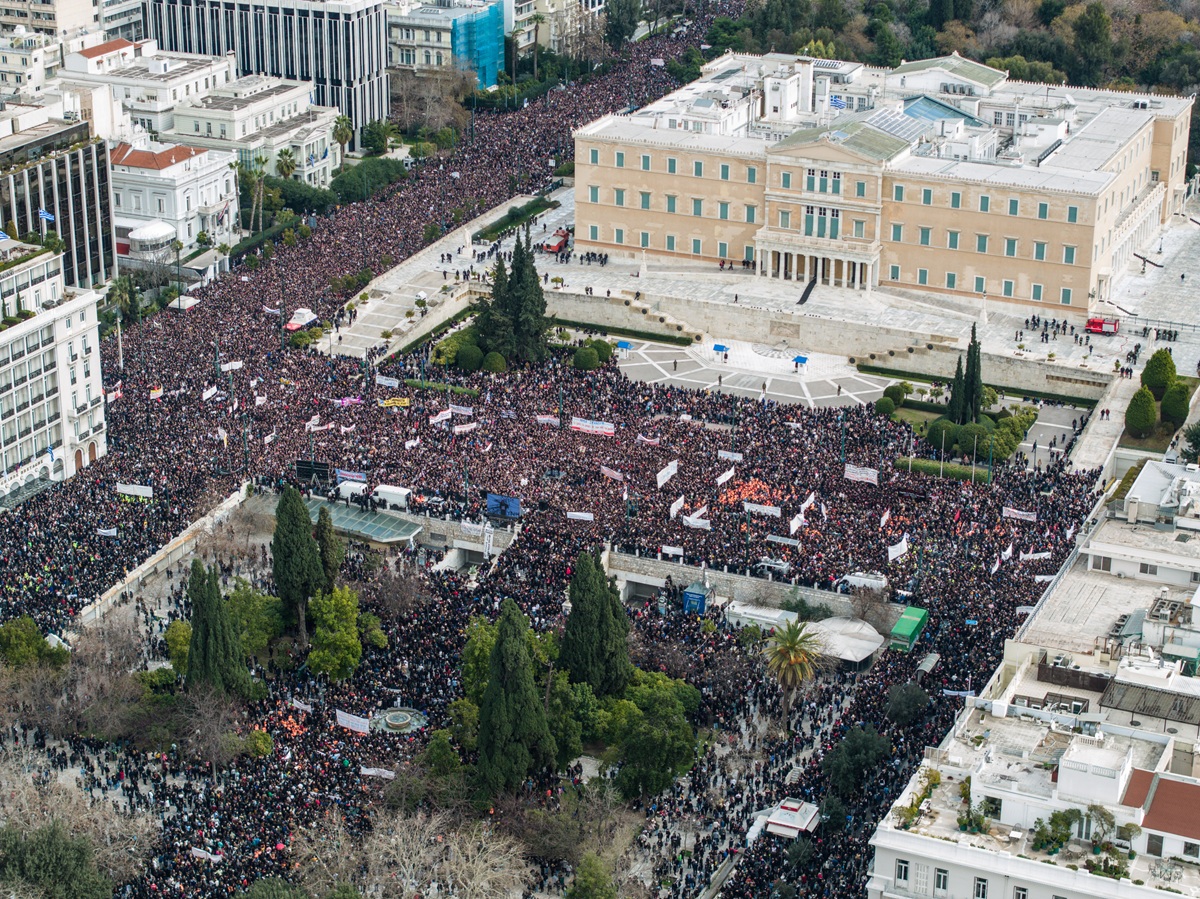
[143,0,388,149]
[57,37,237,137]
[0,0,97,35]
[0,240,105,504]
[0,27,107,95]
[109,138,237,260]
[386,0,503,88]
[573,52,1193,317]
[100,0,143,39]
[163,75,340,186]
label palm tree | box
[529,13,546,82]
[108,274,141,324]
[763,620,827,733]
[332,115,353,172]
[252,154,269,234]
[275,148,298,180]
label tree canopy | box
[560,551,632,698]
[477,233,550,364]
[271,486,324,645]
[308,586,364,682]
[476,599,557,796]
[186,560,249,696]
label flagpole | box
[116,313,123,372]
[940,429,945,478]
[972,435,977,482]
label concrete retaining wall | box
[76,482,250,630]
[545,289,1114,400]
[605,548,904,632]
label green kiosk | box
[890,606,929,652]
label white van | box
[336,481,368,501]
[372,485,411,511]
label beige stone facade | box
[573,52,1194,318]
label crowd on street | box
[0,6,1111,896]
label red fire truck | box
[1085,317,1119,335]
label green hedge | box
[896,456,991,484]
[856,363,1098,409]
[474,198,560,242]
[394,306,477,357]
[432,324,480,366]
[902,398,950,414]
[403,378,479,398]
[551,318,695,347]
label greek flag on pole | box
[38,208,54,222]
[0,231,9,241]
[844,463,879,485]
[829,95,847,110]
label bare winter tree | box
[851,587,891,632]
[178,683,245,771]
[439,822,531,899]
[0,746,155,884]
[63,619,146,739]
[291,808,363,898]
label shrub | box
[432,324,479,366]
[875,396,896,416]
[573,346,600,370]
[589,339,613,363]
[925,418,959,454]
[1161,381,1190,427]
[883,384,906,407]
[1125,386,1157,438]
[481,351,507,373]
[1141,348,1177,400]
[957,423,990,459]
[456,344,484,372]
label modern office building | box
[142,0,389,149]
[0,0,98,36]
[386,0,503,88]
[163,75,341,186]
[0,109,116,289]
[57,37,238,137]
[109,138,238,262]
[100,0,145,39]
[0,240,105,504]
[573,52,1193,317]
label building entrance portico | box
[757,241,877,291]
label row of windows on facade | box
[0,374,62,422]
[893,185,1083,223]
[1091,555,1200,582]
[391,27,446,42]
[587,148,1095,223]
[896,859,1036,899]
[887,264,1076,304]
[393,48,446,66]
[584,223,753,260]
[584,187,1082,260]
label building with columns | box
[573,52,1193,317]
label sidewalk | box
[1068,376,1140,473]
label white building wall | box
[0,265,104,499]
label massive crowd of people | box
[0,7,1111,897]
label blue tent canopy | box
[793,355,808,365]
[713,344,728,353]
[616,340,632,349]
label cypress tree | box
[186,561,248,695]
[480,257,515,358]
[271,486,324,646]
[947,355,965,425]
[967,324,984,423]
[561,551,632,697]
[314,505,345,593]
[477,598,556,795]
